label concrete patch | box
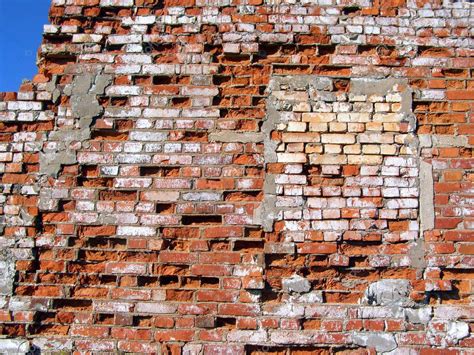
[446,321,470,344]
[362,279,413,307]
[39,72,112,177]
[352,332,397,353]
[282,274,311,294]
[0,339,30,354]
[0,250,16,296]
[419,161,435,232]
[405,307,432,324]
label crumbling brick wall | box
[0,0,473,353]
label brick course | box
[0,0,473,353]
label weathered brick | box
[1,1,471,352]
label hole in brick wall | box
[204,44,222,62]
[418,46,452,57]
[426,287,461,303]
[334,79,350,92]
[96,314,114,325]
[160,275,179,287]
[110,97,128,106]
[166,240,190,252]
[78,177,114,188]
[153,76,173,85]
[441,68,467,77]
[77,249,108,262]
[133,316,153,327]
[57,200,75,212]
[315,66,351,76]
[246,167,264,177]
[43,56,77,75]
[273,65,311,75]
[182,277,200,288]
[224,191,262,201]
[140,166,179,177]
[245,227,263,239]
[318,45,336,55]
[109,238,127,250]
[43,34,73,44]
[52,299,92,311]
[151,0,164,10]
[201,277,220,288]
[303,164,321,176]
[258,43,281,57]
[99,190,137,201]
[183,131,208,141]
[6,326,24,337]
[342,5,361,15]
[213,97,226,106]
[134,76,152,85]
[209,241,229,251]
[348,256,367,268]
[137,276,159,287]
[102,275,117,285]
[36,312,55,323]
[233,240,264,252]
[106,43,123,52]
[213,75,232,85]
[182,215,222,225]
[115,119,134,130]
[172,97,191,107]
[253,97,265,106]
[216,317,236,328]
[99,7,121,18]
[261,290,279,302]
[82,165,99,177]
[156,203,175,214]
[143,43,175,54]
[357,45,377,55]
[201,24,218,36]
[85,237,127,250]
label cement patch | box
[419,161,435,232]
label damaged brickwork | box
[0,0,473,353]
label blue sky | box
[0,0,51,92]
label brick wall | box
[0,0,473,353]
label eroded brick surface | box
[0,0,473,353]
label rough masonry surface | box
[0,0,472,353]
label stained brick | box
[0,0,472,353]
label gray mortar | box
[352,332,398,353]
[361,279,413,307]
[419,161,435,232]
[44,75,61,103]
[0,250,16,296]
[282,274,311,294]
[258,85,280,232]
[407,238,426,278]
[405,306,432,324]
[39,72,112,177]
